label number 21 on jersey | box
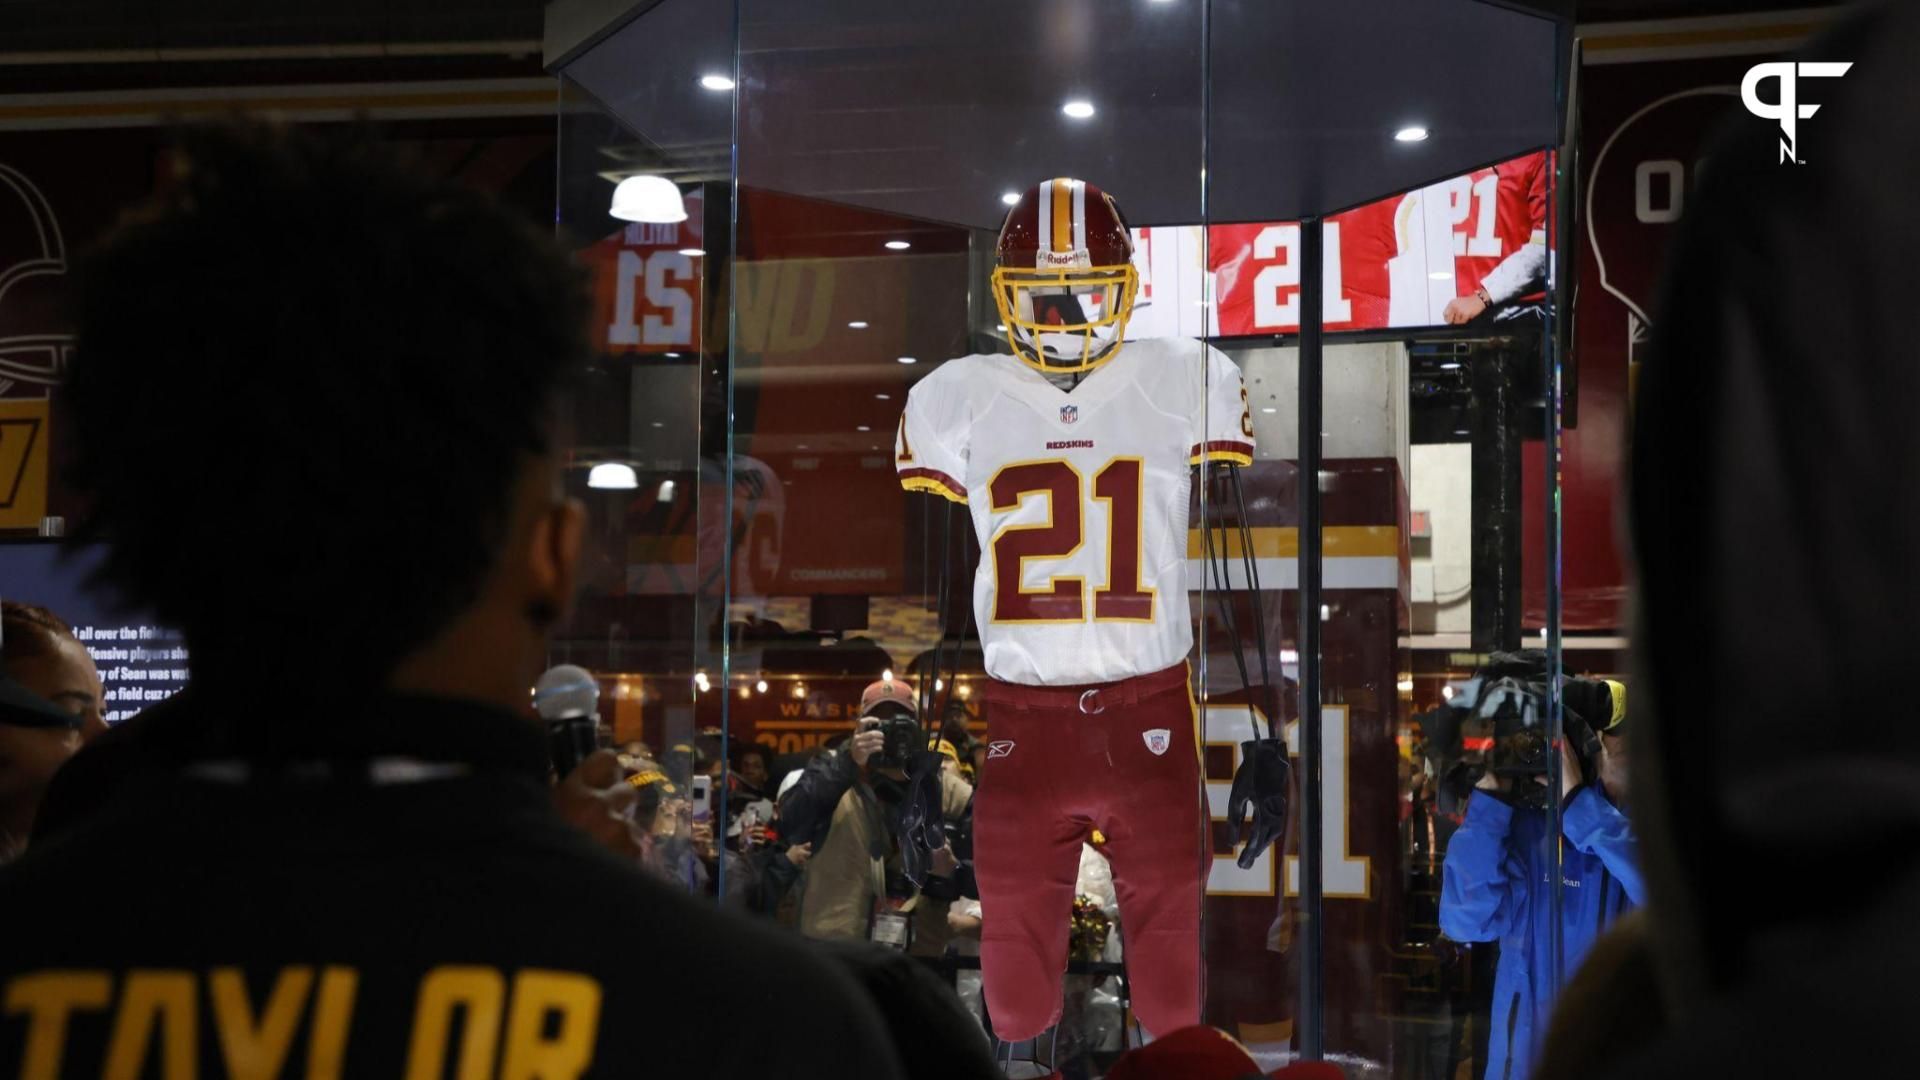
[989,457,1155,624]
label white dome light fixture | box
[609,175,688,223]
[587,463,639,490]
[885,240,911,251]
[700,74,735,91]
[1062,100,1096,120]
[1394,126,1431,143]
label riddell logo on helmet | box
[1038,249,1090,268]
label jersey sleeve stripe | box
[900,468,969,503]
[1188,440,1255,466]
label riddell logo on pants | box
[1741,61,1853,164]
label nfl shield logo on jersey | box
[1059,405,1078,425]
[1143,729,1171,756]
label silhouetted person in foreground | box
[1539,6,1920,1078]
[0,121,903,1077]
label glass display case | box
[547,1,1582,1075]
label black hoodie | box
[1611,3,1920,1076]
[0,691,905,1077]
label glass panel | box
[731,1,1209,1071]
[1374,151,1579,1080]
[555,2,1571,1075]
[553,0,735,897]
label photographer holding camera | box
[782,680,973,953]
[1440,672,1643,1080]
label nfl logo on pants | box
[1060,404,1078,424]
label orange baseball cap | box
[859,679,918,717]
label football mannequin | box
[896,178,1264,1041]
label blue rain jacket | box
[1441,786,1644,1080]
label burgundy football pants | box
[974,661,1206,1041]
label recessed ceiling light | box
[1062,100,1096,120]
[848,320,870,329]
[1260,407,1277,414]
[1001,191,1020,206]
[679,247,706,257]
[856,425,872,432]
[885,240,911,251]
[700,74,735,91]
[1394,126,1431,143]
[1440,362,1461,370]
[1428,270,1453,280]
[897,356,917,365]
[874,393,891,400]
[1454,429,1471,436]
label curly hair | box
[62,120,588,685]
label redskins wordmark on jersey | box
[896,337,1253,686]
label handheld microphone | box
[533,664,601,777]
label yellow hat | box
[1602,679,1628,731]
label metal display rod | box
[1297,214,1326,1060]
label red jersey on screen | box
[1207,216,1389,336]
[1452,152,1548,298]
[1330,197,1399,328]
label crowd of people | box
[5,5,1917,1065]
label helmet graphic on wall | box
[0,164,73,396]
[992,178,1139,374]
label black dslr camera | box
[861,704,923,771]
[1421,651,1613,811]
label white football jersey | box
[895,337,1254,686]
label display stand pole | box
[1297,213,1326,1062]
[1543,23,1580,1006]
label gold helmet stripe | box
[1051,177,1074,254]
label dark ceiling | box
[564,0,1559,226]
[0,0,1840,58]
[0,0,547,53]
[3,0,1849,220]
